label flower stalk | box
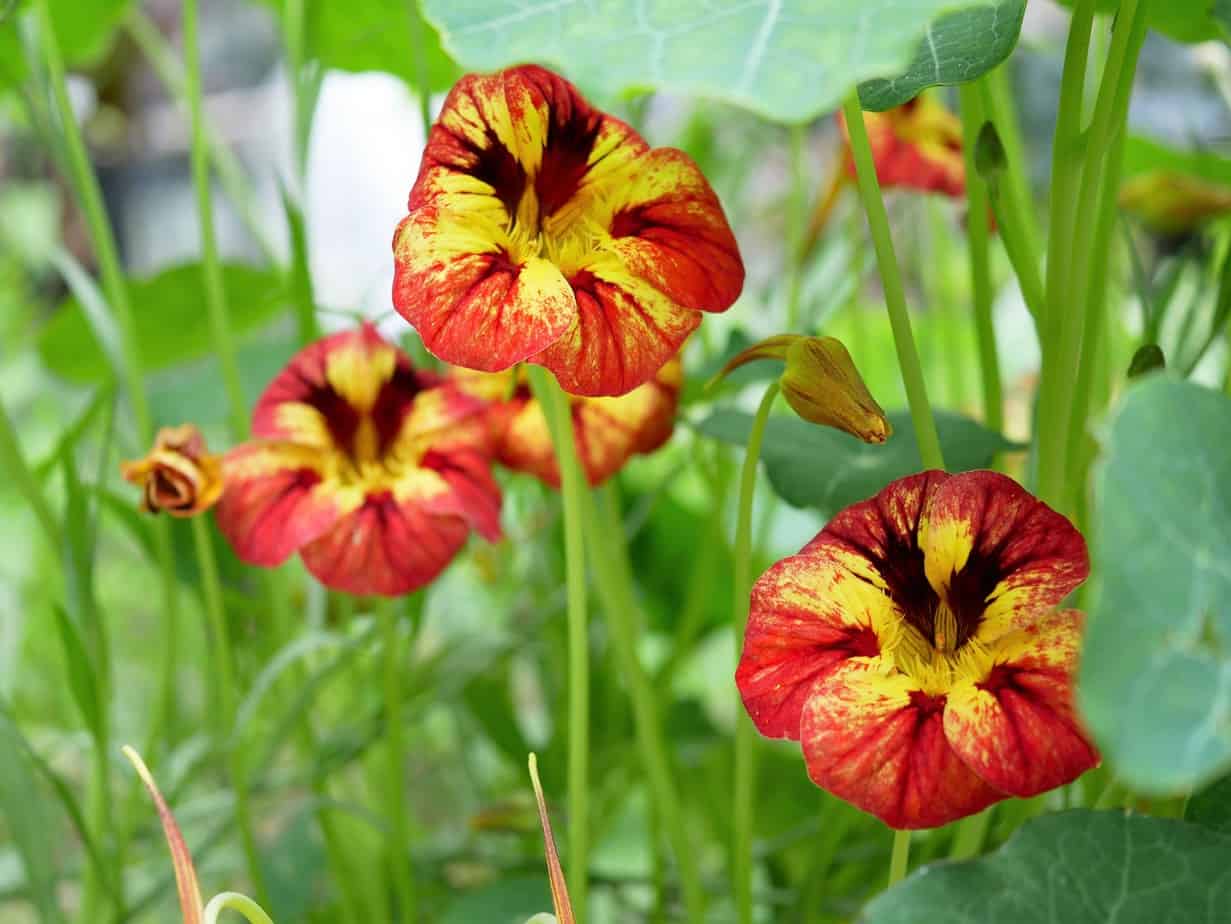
[379,598,417,920]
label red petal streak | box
[216,444,345,567]
[420,448,504,542]
[944,609,1099,797]
[800,660,1004,829]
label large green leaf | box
[1121,134,1231,187]
[1079,378,1231,794]
[257,0,458,92]
[858,0,1025,111]
[862,810,1231,923]
[37,262,287,384]
[425,0,1024,124]
[1188,773,1231,836]
[696,408,1018,513]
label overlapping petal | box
[393,64,743,397]
[216,327,502,596]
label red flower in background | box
[839,94,965,197]
[453,356,680,489]
[392,64,743,398]
[215,325,501,597]
[736,470,1098,829]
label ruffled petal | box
[800,659,1004,829]
[944,609,1099,798]
[419,448,504,542]
[917,470,1089,645]
[216,442,356,567]
[736,543,892,741]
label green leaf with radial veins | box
[1079,378,1231,794]
[861,810,1231,924]
[256,0,458,92]
[37,262,287,384]
[424,0,1023,124]
[858,0,1024,111]
[696,408,1019,513]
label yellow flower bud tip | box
[706,334,797,390]
[780,337,891,444]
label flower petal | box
[736,544,890,741]
[917,470,1089,645]
[944,609,1099,798]
[216,442,355,567]
[800,659,1004,829]
[419,448,504,542]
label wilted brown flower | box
[120,424,223,517]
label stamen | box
[933,601,959,653]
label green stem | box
[1037,0,1146,508]
[379,599,417,921]
[0,400,61,549]
[887,829,911,886]
[959,83,1003,433]
[184,0,248,438]
[786,122,809,331]
[733,381,779,924]
[124,9,279,266]
[203,892,276,924]
[408,0,434,140]
[191,517,269,908]
[840,92,945,471]
[948,808,993,860]
[588,487,706,920]
[984,64,1040,256]
[527,366,590,921]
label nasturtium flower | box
[839,94,965,197]
[392,64,744,398]
[1119,170,1231,235]
[736,470,1098,829]
[454,357,680,489]
[121,424,223,517]
[215,325,501,597]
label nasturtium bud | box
[1127,343,1166,379]
[1119,170,1231,235]
[712,334,890,444]
[974,121,1007,184]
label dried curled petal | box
[120,424,223,517]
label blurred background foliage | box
[2,1,1231,922]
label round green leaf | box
[1079,378,1231,794]
[37,262,288,384]
[424,0,1029,124]
[697,408,1019,513]
[862,810,1231,924]
[1187,773,1231,836]
[858,0,1025,111]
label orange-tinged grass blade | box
[529,753,574,924]
[122,746,203,924]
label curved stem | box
[840,93,945,471]
[184,0,247,438]
[958,83,1002,433]
[527,366,590,921]
[733,381,779,924]
[589,487,705,920]
[203,892,276,924]
[379,599,417,921]
[887,829,911,886]
[191,517,269,908]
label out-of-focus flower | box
[454,357,681,488]
[714,334,889,444]
[736,470,1098,829]
[839,94,965,197]
[1119,170,1231,235]
[123,746,273,924]
[215,325,501,597]
[120,424,223,517]
[392,64,743,398]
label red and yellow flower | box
[392,64,743,398]
[736,470,1098,829]
[453,356,680,489]
[839,94,965,197]
[215,325,501,597]
[121,424,223,517]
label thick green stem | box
[948,809,993,860]
[984,65,1040,257]
[840,93,945,471]
[1037,1,1146,508]
[786,123,809,331]
[184,0,248,437]
[527,366,590,921]
[379,600,417,921]
[589,487,706,920]
[733,382,779,924]
[124,9,279,265]
[959,83,1003,433]
[191,517,269,907]
[888,829,911,886]
[408,0,434,140]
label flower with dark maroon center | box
[736,470,1099,829]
